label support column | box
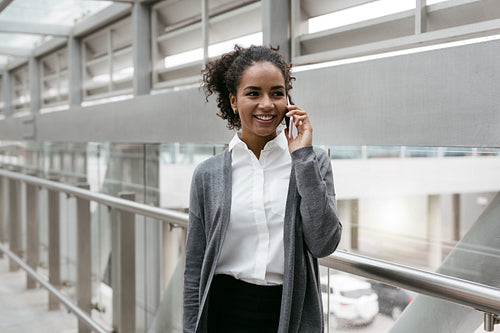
[261,0,290,61]
[8,168,21,271]
[76,184,91,333]
[290,0,308,59]
[201,0,209,65]
[68,36,82,107]
[427,194,442,270]
[452,193,461,241]
[29,57,40,114]
[0,175,4,254]
[2,71,12,117]
[118,192,136,333]
[337,199,360,251]
[26,174,39,289]
[48,177,60,310]
[111,208,120,332]
[132,2,151,96]
[161,222,184,292]
[415,0,427,34]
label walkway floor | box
[0,254,77,333]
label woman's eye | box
[272,91,285,97]
[246,91,258,96]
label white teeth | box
[256,115,273,121]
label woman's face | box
[230,61,287,146]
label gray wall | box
[1,39,500,147]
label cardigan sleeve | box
[291,146,343,258]
[183,169,206,333]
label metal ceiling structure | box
[0,0,118,70]
[0,0,499,146]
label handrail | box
[320,251,500,315]
[1,167,499,318]
[0,168,188,228]
[0,242,109,333]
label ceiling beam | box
[104,0,161,2]
[0,19,72,36]
[0,46,31,57]
[0,0,14,13]
[72,3,131,37]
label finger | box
[285,107,305,116]
[286,108,305,115]
[293,115,308,126]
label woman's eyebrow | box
[243,86,261,91]
[243,85,285,91]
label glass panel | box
[41,48,69,108]
[319,268,493,333]
[152,0,262,89]
[1,142,498,333]
[82,17,133,100]
[329,146,500,282]
[0,0,112,26]
[0,76,4,115]
[404,146,440,158]
[11,64,30,113]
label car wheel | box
[391,306,403,320]
[325,314,339,329]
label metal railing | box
[0,167,499,332]
[0,242,108,333]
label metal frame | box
[319,251,500,316]
[292,0,500,64]
[0,242,108,333]
[1,1,499,147]
[81,16,133,101]
[0,167,498,332]
[40,47,69,108]
[10,63,29,114]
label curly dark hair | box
[202,45,295,130]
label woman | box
[183,45,342,333]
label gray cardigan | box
[183,145,342,333]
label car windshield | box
[341,288,373,298]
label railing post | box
[118,192,136,333]
[48,176,61,310]
[8,166,21,271]
[26,172,39,289]
[0,174,4,257]
[111,208,120,332]
[76,183,92,333]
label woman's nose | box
[259,95,274,108]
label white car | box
[321,274,379,327]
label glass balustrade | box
[0,141,499,333]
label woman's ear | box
[229,93,237,112]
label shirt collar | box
[228,130,288,152]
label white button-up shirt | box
[215,130,291,285]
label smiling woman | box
[229,61,288,158]
[183,45,343,333]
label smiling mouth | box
[255,115,274,121]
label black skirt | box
[208,274,283,333]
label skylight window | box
[0,0,113,26]
[308,0,451,33]
[164,32,263,69]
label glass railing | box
[0,141,499,333]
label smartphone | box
[286,96,293,138]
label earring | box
[234,108,238,114]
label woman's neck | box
[240,131,277,159]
